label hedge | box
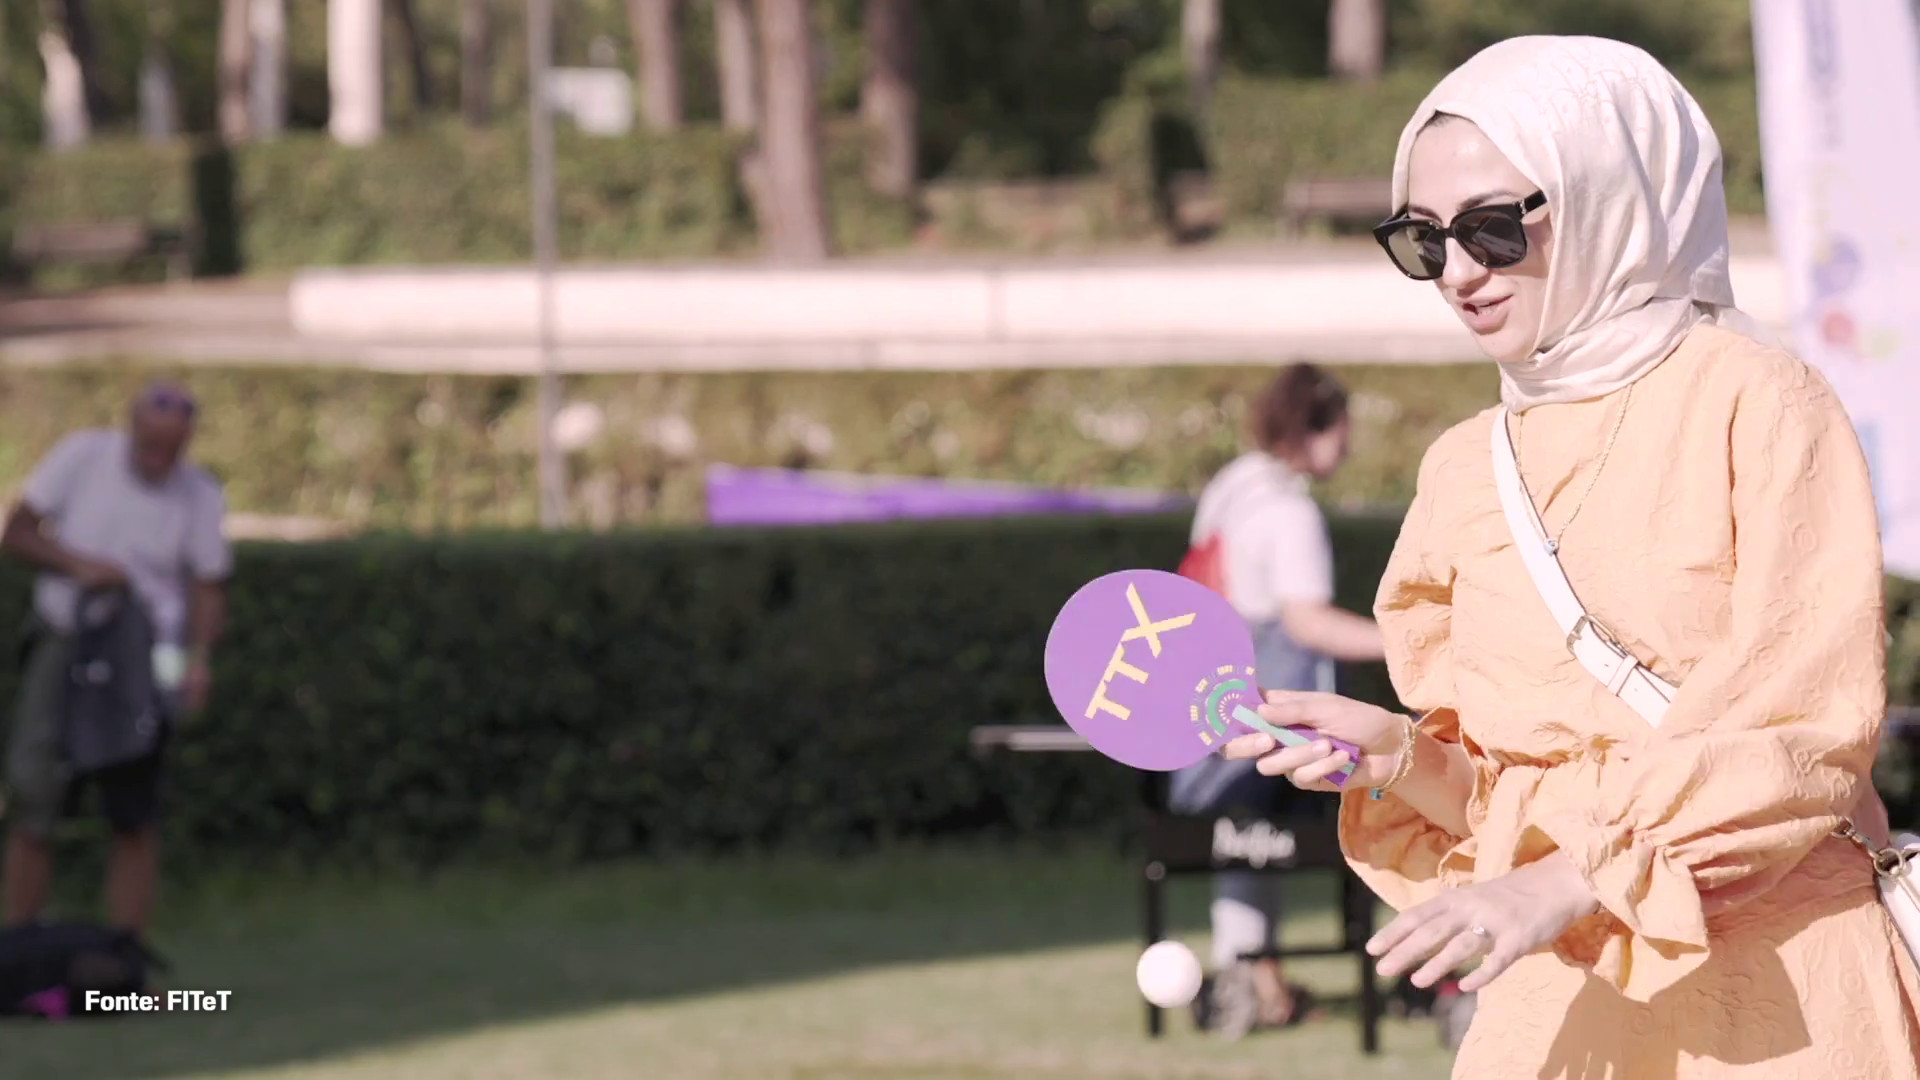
[2,72,1763,278]
[0,121,915,280]
[229,126,751,269]
[0,360,1502,532]
[6,1,1758,180]
[6,511,1917,875]
[1200,70,1766,231]
[0,511,1401,872]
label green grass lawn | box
[4,842,1454,1080]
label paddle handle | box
[1229,706,1361,787]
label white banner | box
[1753,0,1920,579]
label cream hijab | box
[1390,36,1767,411]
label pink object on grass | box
[21,986,68,1020]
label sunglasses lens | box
[1383,223,1446,280]
[1455,209,1528,268]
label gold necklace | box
[1513,382,1633,556]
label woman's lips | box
[1459,295,1510,333]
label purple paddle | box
[1042,569,1362,784]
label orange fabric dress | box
[1341,324,1920,1078]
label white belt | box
[1566,613,1675,725]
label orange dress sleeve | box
[1338,431,1481,909]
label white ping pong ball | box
[1135,940,1204,1009]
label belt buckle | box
[1567,614,1628,661]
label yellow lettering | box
[1085,682,1130,721]
[1119,583,1195,657]
[1102,641,1149,686]
[1084,642,1151,720]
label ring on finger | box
[1467,924,1492,946]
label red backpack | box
[1177,531,1230,596]
[1181,464,1262,598]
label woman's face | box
[1297,417,1351,482]
[1404,118,1554,366]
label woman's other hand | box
[1367,851,1600,993]
[1221,690,1409,791]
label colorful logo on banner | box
[1813,235,1862,353]
[1754,0,1920,578]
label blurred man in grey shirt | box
[0,382,229,937]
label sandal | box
[1271,981,1320,1027]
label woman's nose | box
[1439,236,1487,291]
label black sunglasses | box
[1372,191,1548,281]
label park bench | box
[10,220,194,282]
[1279,176,1395,238]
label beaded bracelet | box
[1368,713,1420,801]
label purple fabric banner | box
[703,465,1190,526]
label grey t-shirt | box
[23,429,231,644]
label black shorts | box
[60,736,168,835]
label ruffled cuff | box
[1338,716,1488,910]
[1338,735,1481,912]
[1530,808,1711,1001]
[1338,786,1468,910]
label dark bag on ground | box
[0,921,167,1019]
[63,587,167,774]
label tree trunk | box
[328,0,382,145]
[1328,0,1386,82]
[217,0,252,141]
[754,0,831,260]
[714,0,757,131]
[392,0,434,111]
[139,48,178,140]
[248,0,286,136]
[38,0,93,149]
[716,0,771,245]
[860,0,916,200]
[138,0,179,141]
[460,0,492,127]
[627,0,683,132]
[1181,0,1220,125]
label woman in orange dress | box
[1225,35,1920,1078]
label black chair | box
[1137,771,1380,1053]
[968,727,1382,1054]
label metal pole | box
[527,0,564,529]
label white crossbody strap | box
[1489,409,1678,726]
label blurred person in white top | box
[1171,363,1385,1033]
[0,382,229,940]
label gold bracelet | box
[1368,713,1420,801]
